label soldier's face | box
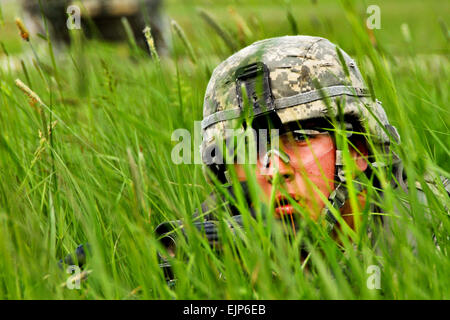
[234,128,368,222]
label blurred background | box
[1,0,448,55]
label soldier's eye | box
[292,132,311,142]
[291,129,322,142]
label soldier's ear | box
[350,137,368,172]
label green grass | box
[0,0,449,299]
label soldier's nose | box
[275,159,295,183]
[263,150,294,184]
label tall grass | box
[0,0,448,299]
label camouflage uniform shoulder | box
[413,172,450,206]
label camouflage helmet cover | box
[201,36,398,166]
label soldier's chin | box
[274,204,307,228]
[273,209,318,249]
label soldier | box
[196,35,398,236]
[157,35,449,257]
[21,0,167,52]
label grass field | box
[0,0,449,299]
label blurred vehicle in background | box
[21,0,167,53]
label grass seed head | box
[143,26,160,63]
[15,18,29,41]
[15,79,42,108]
[171,19,198,64]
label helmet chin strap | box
[321,149,350,233]
[322,122,364,233]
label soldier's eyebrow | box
[292,129,327,135]
[282,120,325,133]
[304,119,336,132]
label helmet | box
[200,36,400,229]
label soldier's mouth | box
[274,194,302,218]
